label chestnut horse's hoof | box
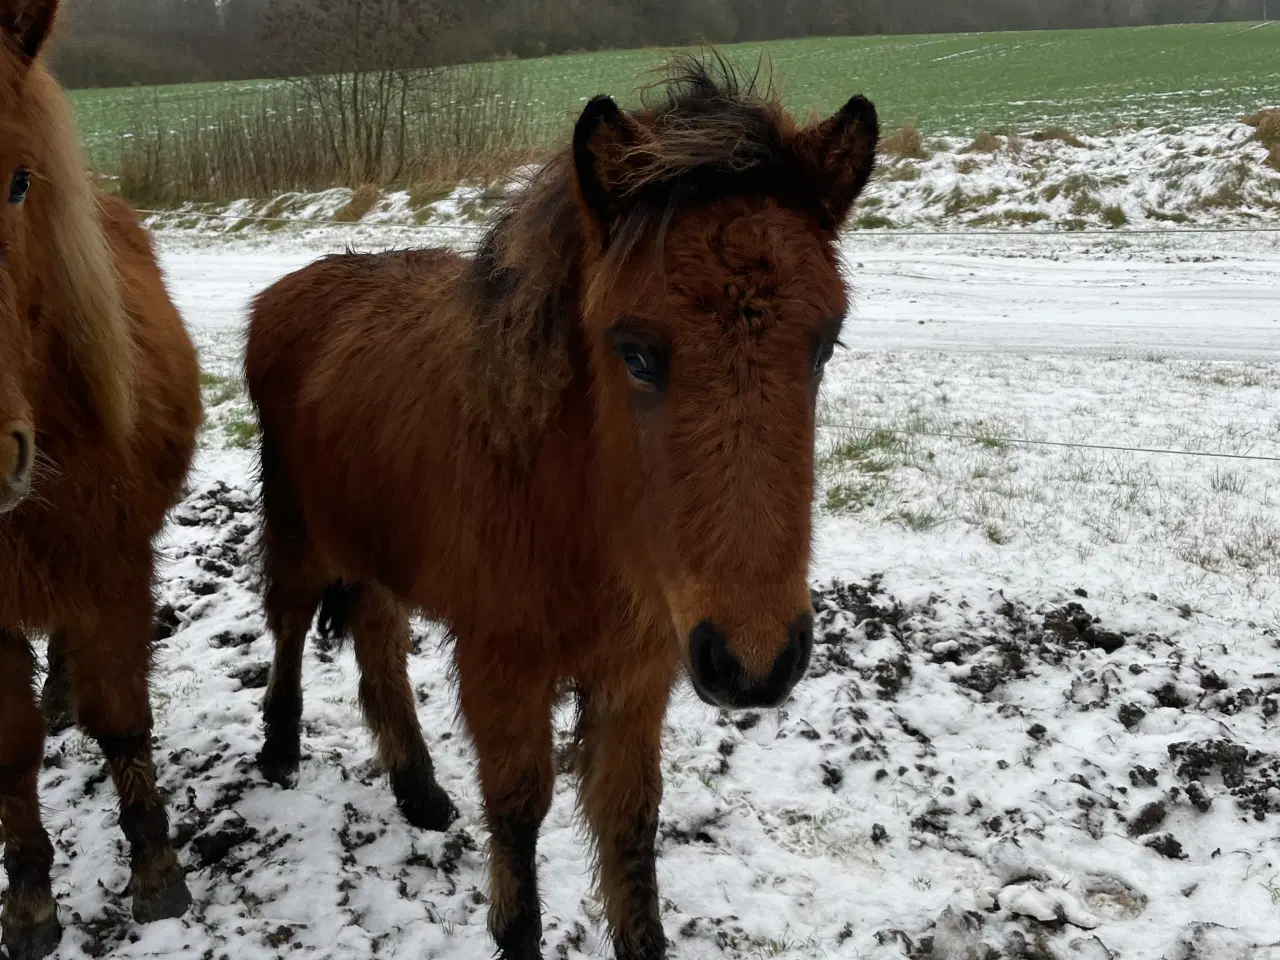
[131,867,192,924]
[1,913,63,960]
[391,768,459,832]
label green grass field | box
[71,21,1280,172]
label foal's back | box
[246,248,597,631]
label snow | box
[10,225,1280,960]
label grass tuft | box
[963,130,1001,154]
[1032,124,1087,148]
[881,122,930,161]
[333,184,380,222]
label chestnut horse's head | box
[572,58,878,708]
[0,0,57,512]
[0,0,134,513]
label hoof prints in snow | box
[23,478,1280,959]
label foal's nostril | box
[688,614,814,709]
[786,612,815,686]
[10,424,34,485]
[689,620,744,703]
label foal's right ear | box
[572,95,649,248]
[0,0,59,62]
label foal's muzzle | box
[688,612,813,709]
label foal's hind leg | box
[64,591,191,924]
[40,629,75,735]
[349,583,458,830]
[256,429,323,786]
[0,631,61,960]
[257,572,321,786]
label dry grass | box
[333,184,381,222]
[1242,107,1280,170]
[118,66,538,206]
[881,122,930,160]
[963,130,1001,153]
[1031,125,1087,148]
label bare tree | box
[261,0,450,182]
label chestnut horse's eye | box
[9,168,31,205]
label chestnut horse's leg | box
[63,591,191,924]
[0,630,62,960]
[456,644,557,960]
[575,679,671,960]
[348,582,458,830]
[39,629,74,735]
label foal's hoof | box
[131,867,192,924]
[256,740,300,788]
[392,769,459,832]
[1,914,63,960]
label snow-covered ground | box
[18,227,1280,960]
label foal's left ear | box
[572,94,651,247]
[1,0,59,62]
[792,95,879,232]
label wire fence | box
[815,422,1280,463]
[151,208,1280,468]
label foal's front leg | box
[576,679,671,959]
[0,630,61,960]
[40,629,74,734]
[457,649,556,960]
[64,591,191,924]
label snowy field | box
[20,226,1280,960]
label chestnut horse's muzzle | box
[0,420,34,513]
[688,612,813,709]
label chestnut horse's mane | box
[18,61,135,439]
[457,53,805,453]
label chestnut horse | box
[0,2,202,956]
[246,57,877,959]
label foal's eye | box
[812,337,837,377]
[607,323,668,394]
[9,168,31,205]
[621,344,657,385]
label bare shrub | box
[117,66,538,205]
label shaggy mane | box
[459,53,802,454]
[23,60,135,440]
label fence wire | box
[147,207,1280,467]
[817,422,1280,463]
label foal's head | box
[573,60,877,708]
[0,2,56,511]
[0,0,134,513]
